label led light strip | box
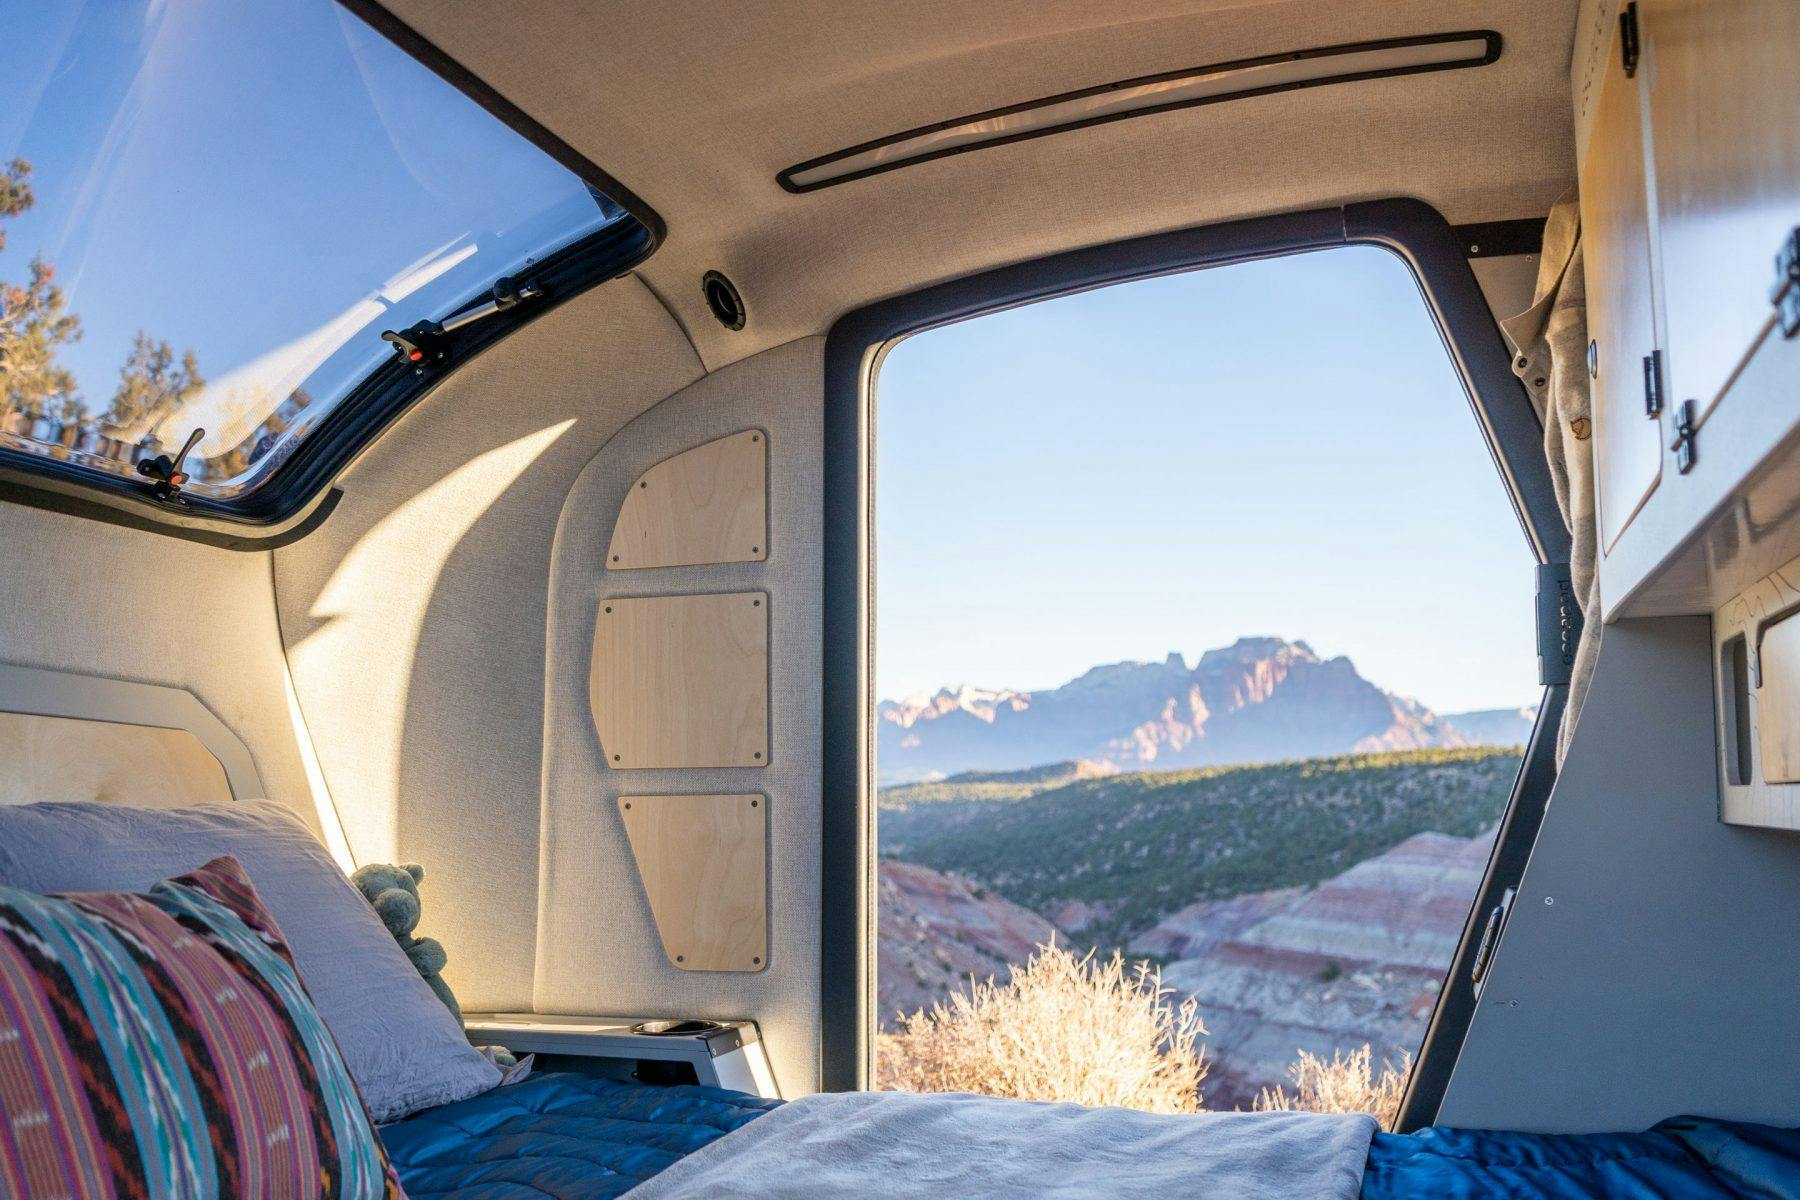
[779,32,1500,193]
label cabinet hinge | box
[1641,349,1664,418]
[1671,398,1698,474]
[1619,2,1641,78]
[1774,226,1800,339]
[1535,562,1581,686]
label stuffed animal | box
[350,863,461,1020]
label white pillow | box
[0,800,500,1121]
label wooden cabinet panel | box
[1716,550,1800,827]
[618,793,767,972]
[1643,0,1800,413]
[590,592,770,769]
[607,430,768,570]
[1581,24,1662,553]
[1763,608,1800,785]
[0,712,233,809]
[1592,0,1800,616]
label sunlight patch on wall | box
[282,659,357,873]
[289,420,574,863]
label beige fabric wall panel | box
[274,277,704,1012]
[537,336,823,1094]
[0,503,322,834]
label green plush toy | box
[351,863,460,1020]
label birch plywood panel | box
[1716,554,1800,827]
[607,430,768,569]
[0,712,233,809]
[1759,610,1800,785]
[1643,0,1800,416]
[591,592,769,768]
[619,794,767,972]
[1580,21,1661,554]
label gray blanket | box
[625,1090,1377,1199]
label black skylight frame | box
[0,0,664,550]
[779,31,1502,194]
[818,199,1568,1132]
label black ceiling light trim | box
[703,271,748,331]
[778,31,1502,194]
[336,0,667,251]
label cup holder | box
[632,1019,724,1037]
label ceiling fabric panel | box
[381,0,1577,365]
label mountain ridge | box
[879,637,1532,783]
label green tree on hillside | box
[106,330,204,434]
[0,159,84,424]
[0,156,207,455]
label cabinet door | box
[1580,24,1662,554]
[1643,0,1800,414]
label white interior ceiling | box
[386,0,1580,368]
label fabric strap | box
[1501,189,1597,765]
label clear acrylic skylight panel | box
[0,0,617,498]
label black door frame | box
[819,198,1569,1130]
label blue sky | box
[876,246,1539,716]
[2,0,596,447]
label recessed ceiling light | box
[778,32,1500,194]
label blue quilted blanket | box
[381,1071,781,1199]
[1362,1116,1800,1199]
[385,1074,1800,1200]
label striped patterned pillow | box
[0,854,404,1199]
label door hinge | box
[1535,562,1581,686]
[1470,887,1517,995]
[1671,398,1698,474]
[1774,226,1800,339]
[1641,349,1664,418]
[1619,2,1641,77]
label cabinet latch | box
[1619,2,1641,78]
[1774,227,1800,339]
[1470,887,1517,995]
[1535,562,1580,686]
[1641,349,1664,418]
[1671,398,1698,474]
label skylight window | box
[0,0,642,507]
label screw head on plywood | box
[607,430,769,569]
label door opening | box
[868,244,1542,1126]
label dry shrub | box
[1252,1045,1411,1131]
[876,941,1208,1113]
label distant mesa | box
[877,637,1535,783]
[938,760,1116,786]
[1438,706,1538,747]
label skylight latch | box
[381,275,543,376]
[136,427,205,502]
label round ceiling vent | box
[702,270,747,331]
